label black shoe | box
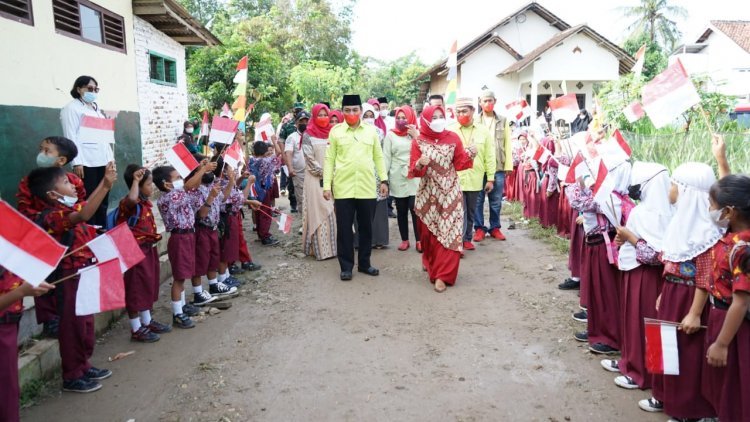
[572,310,588,323]
[84,367,112,381]
[241,261,262,271]
[573,331,588,342]
[558,278,580,290]
[193,290,217,306]
[358,266,379,276]
[589,343,620,355]
[147,320,172,334]
[131,326,160,343]
[182,303,199,317]
[388,210,397,218]
[42,318,60,338]
[262,236,280,246]
[290,208,298,213]
[63,377,102,393]
[209,281,238,297]
[340,271,353,281]
[228,264,244,275]
[173,313,195,329]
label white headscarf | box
[661,162,724,262]
[596,159,632,227]
[361,103,377,120]
[618,162,674,270]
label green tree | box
[619,0,688,51]
[622,31,667,80]
[289,60,359,106]
[361,53,428,106]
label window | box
[52,0,126,53]
[149,51,177,86]
[0,0,33,25]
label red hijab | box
[306,103,332,139]
[419,105,452,142]
[367,98,388,134]
[329,109,344,125]
[391,105,417,137]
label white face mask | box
[363,117,375,126]
[709,207,730,229]
[429,118,447,133]
[380,109,388,118]
[51,191,77,207]
[171,179,185,191]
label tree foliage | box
[361,54,429,107]
[619,0,688,52]
[622,31,667,81]
[289,60,359,106]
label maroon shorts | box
[124,244,160,314]
[220,214,240,263]
[194,226,220,277]
[167,232,195,281]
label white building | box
[417,2,634,117]
[671,20,750,101]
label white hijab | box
[661,162,724,262]
[618,162,674,270]
[596,159,632,227]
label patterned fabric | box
[635,239,661,265]
[303,212,337,260]
[194,184,223,228]
[566,183,611,235]
[41,202,96,270]
[17,173,86,220]
[662,250,713,289]
[708,230,750,303]
[217,178,244,214]
[157,189,202,231]
[117,197,161,245]
[0,269,23,316]
[545,166,559,193]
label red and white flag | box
[277,213,292,234]
[564,152,586,184]
[223,141,244,170]
[632,44,647,78]
[591,159,614,203]
[79,115,115,144]
[165,143,200,178]
[86,223,145,272]
[254,114,275,142]
[75,258,125,316]
[0,201,67,286]
[623,101,645,123]
[199,110,210,137]
[250,183,259,198]
[612,129,632,157]
[220,103,232,118]
[505,99,531,121]
[532,145,552,164]
[641,59,700,128]
[209,117,239,145]
[548,94,579,123]
[644,319,680,375]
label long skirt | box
[522,170,540,219]
[652,281,714,419]
[124,245,160,314]
[304,212,337,260]
[0,322,19,422]
[569,217,585,305]
[504,167,517,201]
[539,177,559,228]
[702,307,750,421]
[619,265,663,389]
[583,236,621,349]
[556,188,572,238]
[514,166,525,205]
[418,219,461,286]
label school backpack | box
[105,204,141,231]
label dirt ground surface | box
[22,198,663,422]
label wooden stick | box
[50,271,81,286]
[644,317,707,330]
[61,244,88,259]
[609,196,618,223]
[697,103,715,135]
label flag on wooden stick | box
[86,223,145,272]
[548,94,579,123]
[641,59,700,128]
[165,143,200,178]
[644,318,680,375]
[632,44,647,78]
[209,117,239,145]
[623,101,645,123]
[75,258,125,316]
[79,115,115,144]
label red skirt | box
[582,237,621,349]
[418,219,461,286]
[539,177,559,228]
[504,168,517,201]
[556,187,571,238]
[619,265,663,389]
[0,322,19,422]
[702,306,750,421]
[167,232,195,281]
[194,226,220,277]
[568,212,584,280]
[514,166,525,205]
[124,244,160,313]
[652,281,714,418]
[522,170,540,219]
[220,213,241,263]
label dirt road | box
[22,199,662,422]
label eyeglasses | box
[84,86,100,93]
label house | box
[0,0,219,205]
[417,2,634,119]
[671,20,750,100]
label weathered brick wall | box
[133,16,188,166]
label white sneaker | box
[638,397,663,412]
[614,375,639,389]
[600,359,620,373]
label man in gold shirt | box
[323,94,389,281]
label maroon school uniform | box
[522,162,540,220]
[0,270,22,422]
[41,202,97,381]
[118,198,162,313]
[157,189,202,280]
[194,185,222,277]
[702,230,750,421]
[220,186,243,263]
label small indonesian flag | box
[79,115,115,144]
[75,258,125,316]
[86,223,145,272]
[165,143,200,178]
[548,94,579,123]
[277,212,292,234]
[532,145,552,164]
[220,103,232,118]
[505,99,531,121]
[623,101,645,123]
[446,40,457,81]
[591,159,612,201]
[632,44,647,78]
[250,183,259,198]
[0,201,67,286]
[641,59,700,128]
[565,152,586,184]
[644,319,680,375]
[223,141,244,170]
[612,129,632,157]
[199,110,210,137]
[254,114,275,142]
[557,164,570,184]
[236,55,248,70]
[209,117,239,145]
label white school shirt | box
[60,99,113,167]
[284,132,306,176]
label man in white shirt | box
[377,97,395,132]
[284,111,310,216]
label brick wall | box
[133,16,188,166]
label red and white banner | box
[199,110,210,137]
[79,115,115,144]
[505,99,531,121]
[623,101,645,123]
[86,223,145,272]
[641,59,700,128]
[210,117,239,145]
[0,201,68,286]
[165,143,200,178]
[277,213,292,234]
[532,145,552,164]
[223,141,244,170]
[548,94,579,123]
[644,319,680,375]
[75,258,126,316]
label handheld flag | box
[277,212,292,234]
[0,201,67,286]
[623,101,645,123]
[632,44,647,78]
[165,143,200,178]
[564,152,586,184]
[199,110,210,137]
[505,99,531,121]
[445,40,458,106]
[532,144,552,164]
[612,129,632,157]
[79,115,115,144]
[644,319,680,375]
[209,117,239,145]
[75,258,125,316]
[223,141,244,170]
[548,94,579,123]
[86,223,145,272]
[641,59,700,128]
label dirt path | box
[22,199,663,422]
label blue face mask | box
[36,152,58,168]
[82,91,97,103]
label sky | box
[346,0,744,64]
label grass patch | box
[502,200,570,255]
[20,379,46,408]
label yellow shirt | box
[448,121,496,191]
[323,122,388,199]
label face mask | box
[628,184,642,201]
[395,120,408,131]
[429,118,447,133]
[363,118,375,126]
[82,91,97,103]
[315,116,330,127]
[482,103,495,113]
[36,152,58,168]
[171,179,184,191]
[344,114,360,125]
[709,208,730,229]
[185,127,194,133]
[201,173,215,185]
[297,124,307,133]
[380,110,388,118]
[457,115,472,126]
[52,191,77,207]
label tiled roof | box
[710,20,750,54]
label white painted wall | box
[0,0,139,111]
[458,43,517,99]
[493,10,561,56]
[133,17,189,165]
[532,32,620,82]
